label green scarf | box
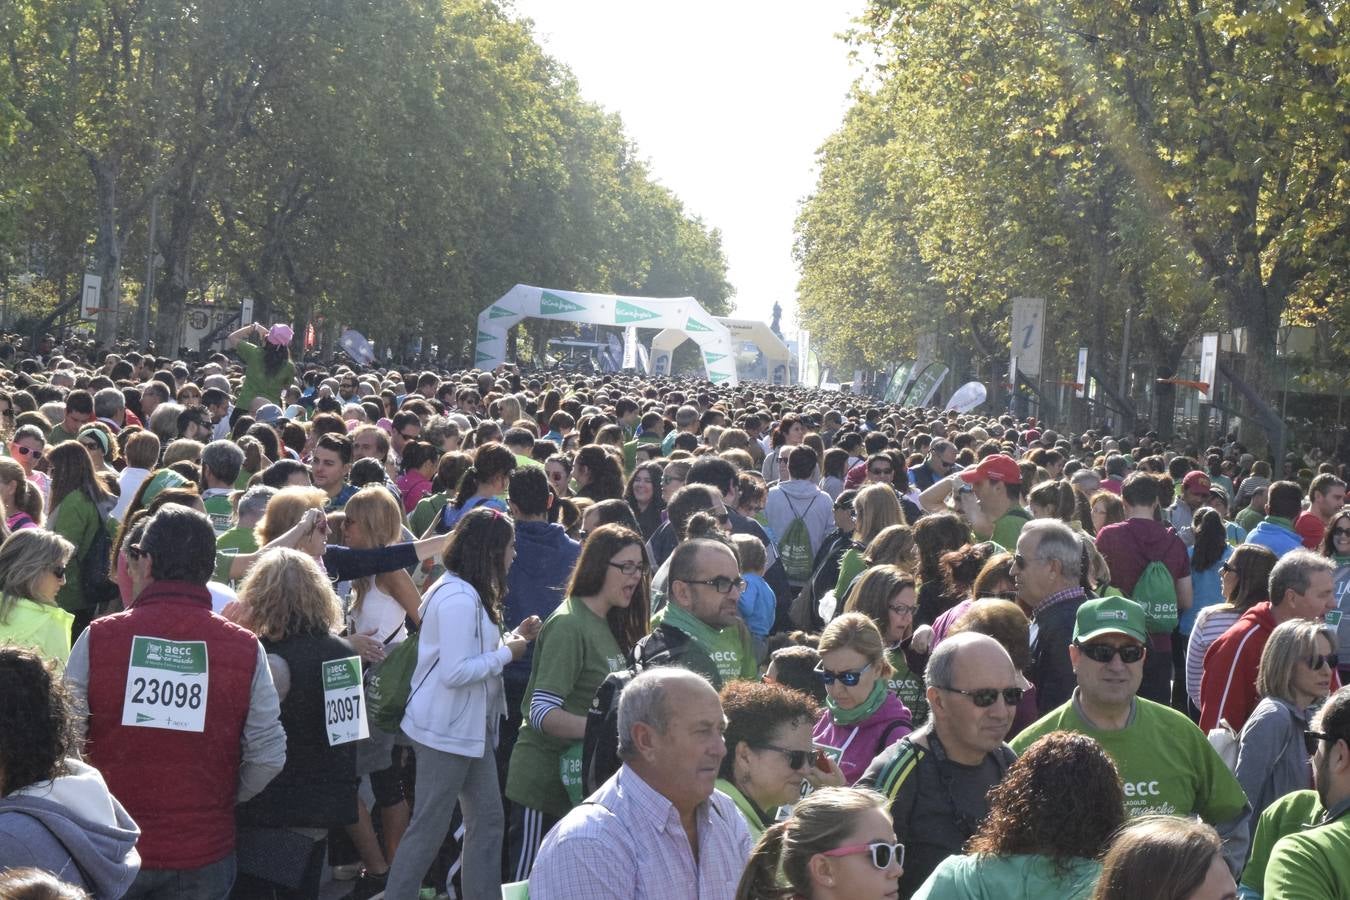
[825,676,889,726]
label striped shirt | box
[530,764,752,900]
[1186,606,1240,710]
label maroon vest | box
[86,581,260,869]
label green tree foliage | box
[1,0,731,357]
[797,0,1346,434]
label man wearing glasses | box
[909,439,959,491]
[1264,686,1350,898]
[1012,596,1251,874]
[643,538,757,689]
[858,633,1020,898]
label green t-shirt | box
[1236,507,1264,534]
[1241,789,1323,895]
[235,339,296,411]
[886,646,928,727]
[1264,809,1350,900]
[47,422,79,446]
[1011,695,1248,824]
[652,602,758,687]
[213,525,259,583]
[408,491,449,537]
[991,507,1031,551]
[505,596,626,818]
[835,548,865,599]
[202,491,233,535]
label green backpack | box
[1132,560,1179,634]
[777,494,819,584]
[365,628,437,734]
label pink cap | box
[266,324,294,347]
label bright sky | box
[509,0,867,332]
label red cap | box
[960,454,1023,485]
[1182,471,1211,494]
[1024,429,1041,442]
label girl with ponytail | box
[440,442,515,532]
[0,458,43,530]
[735,787,903,900]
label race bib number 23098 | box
[122,636,209,732]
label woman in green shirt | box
[834,484,903,601]
[0,529,76,665]
[504,523,651,881]
[845,565,930,726]
[47,441,117,637]
[226,321,296,417]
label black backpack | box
[81,513,119,609]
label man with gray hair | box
[1200,548,1339,732]
[212,485,275,582]
[1012,519,1088,713]
[661,404,700,456]
[530,667,751,900]
[859,633,1021,894]
[93,386,127,431]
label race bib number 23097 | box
[122,636,209,732]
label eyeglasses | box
[1305,729,1340,756]
[12,445,42,458]
[681,575,746,594]
[1075,642,1147,664]
[608,560,650,577]
[1219,562,1236,574]
[51,565,67,579]
[940,685,1025,707]
[751,743,814,770]
[814,662,872,687]
[821,841,905,871]
[1331,527,1350,539]
[1307,652,1339,671]
[888,603,918,618]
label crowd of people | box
[0,325,1347,900]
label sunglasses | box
[941,685,1025,707]
[1307,653,1339,671]
[814,662,872,687]
[821,841,905,871]
[1075,642,1147,664]
[12,445,42,458]
[1305,729,1339,756]
[1331,527,1350,539]
[608,560,650,577]
[51,565,67,579]
[1220,562,1236,574]
[682,575,746,594]
[752,743,814,770]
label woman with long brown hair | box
[387,509,541,900]
[46,441,116,637]
[504,523,650,881]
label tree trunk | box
[89,156,123,348]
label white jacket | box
[400,572,512,757]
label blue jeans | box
[123,853,236,900]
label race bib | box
[122,636,208,732]
[1325,609,1343,629]
[322,656,369,746]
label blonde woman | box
[834,484,904,599]
[812,612,912,785]
[0,529,76,664]
[735,787,904,900]
[234,548,361,898]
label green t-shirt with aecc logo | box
[505,595,626,818]
[1011,695,1248,825]
[886,646,928,727]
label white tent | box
[475,285,738,385]
[650,317,793,385]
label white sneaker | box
[332,863,363,881]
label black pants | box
[1139,632,1173,706]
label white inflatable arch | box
[475,285,737,385]
[650,317,793,385]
